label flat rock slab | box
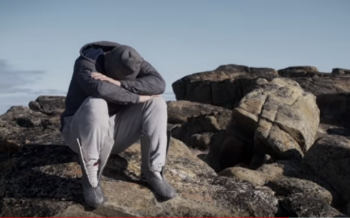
[1,138,279,217]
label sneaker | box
[141,170,176,200]
[79,160,107,208]
[81,172,107,208]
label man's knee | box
[145,97,167,113]
[82,97,109,127]
[85,97,108,113]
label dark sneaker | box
[141,170,176,200]
[81,173,107,208]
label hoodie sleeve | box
[119,61,166,95]
[74,60,140,105]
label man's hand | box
[91,72,121,86]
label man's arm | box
[74,60,140,105]
[90,72,156,103]
[118,61,166,95]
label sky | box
[0,0,349,114]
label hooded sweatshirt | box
[60,41,166,131]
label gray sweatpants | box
[61,96,168,174]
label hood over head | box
[80,41,143,80]
[104,45,143,80]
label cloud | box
[0,59,65,95]
[30,89,67,96]
[0,59,45,94]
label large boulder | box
[172,64,277,109]
[238,78,319,158]
[304,135,350,204]
[0,138,279,217]
[167,101,230,150]
[210,78,320,170]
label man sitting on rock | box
[60,41,176,208]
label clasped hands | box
[91,72,158,102]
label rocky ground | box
[1,65,350,217]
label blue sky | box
[0,0,349,114]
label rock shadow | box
[2,143,178,208]
[103,154,172,203]
[2,144,84,205]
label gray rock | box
[304,135,350,204]
[294,76,350,97]
[332,68,350,75]
[280,193,345,217]
[172,64,350,131]
[168,101,230,150]
[0,106,64,155]
[218,166,267,186]
[172,64,277,109]
[167,100,231,126]
[189,133,213,150]
[266,177,333,205]
[278,66,320,78]
[316,93,350,128]
[29,96,65,116]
